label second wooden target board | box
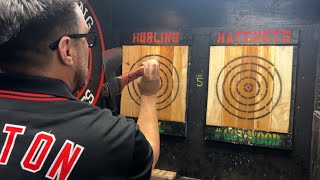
[121,46,188,123]
[206,46,294,133]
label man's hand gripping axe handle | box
[101,47,144,111]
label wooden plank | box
[158,46,174,120]
[152,169,177,180]
[171,46,188,121]
[253,46,273,132]
[271,46,293,133]
[222,46,241,128]
[206,46,225,126]
[121,46,140,117]
[238,46,257,129]
[121,46,188,123]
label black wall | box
[90,0,320,179]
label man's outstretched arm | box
[137,60,160,168]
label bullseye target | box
[216,56,282,120]
[121,46,188,123]
[206,46,294,133]
[128,54,180,110]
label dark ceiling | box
[110,0,320,29]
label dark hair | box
[0,0,82,71]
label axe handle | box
[118,66,144,92]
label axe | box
[101,47,144,111]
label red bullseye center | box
[243,83,254,92]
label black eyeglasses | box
[49,32,97,50]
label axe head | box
[102,47,123,112]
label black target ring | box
[159,76,163,90]
[228,69,269,106]
[221,60,275,115]
[128,54,180,110]
[236,77,261,99]
[216,56,282,120]
[157,70,168,98]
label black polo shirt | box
[0,73,153,180]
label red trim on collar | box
[0,90,68,101]
[0,90,55,98]
[0,94,68,101]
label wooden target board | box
[120,45,188,123]
[206,46,294,133]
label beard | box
[73,66,88,93]
[73,45,89,94]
